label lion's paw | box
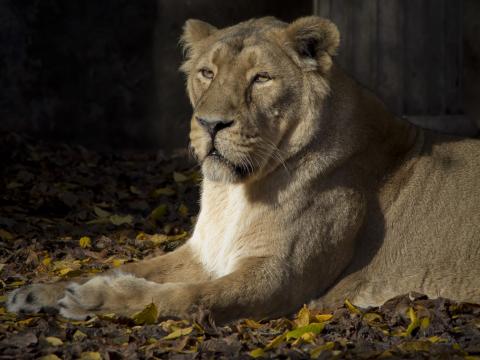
[57,273,154,319]
[57,277,109,320]
[7,283,66,315]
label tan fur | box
[8,16,480,323]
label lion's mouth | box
[206,149,251,177]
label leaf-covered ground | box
[1,132,480,359]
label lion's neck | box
[322,65,419,180]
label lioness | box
[7,16,480,322]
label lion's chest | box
[189,185,251,278]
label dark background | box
[0,0,478,152]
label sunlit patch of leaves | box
[1,133,480,358]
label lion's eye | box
[253,72,272,84]
[200,68,214,80]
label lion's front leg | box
[57,273,170,319]
[57,257,291,322]
[7,243,208,317]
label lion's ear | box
[285,16,340,71]
[181,19,217,50]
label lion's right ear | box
[181,19,217,52]
[285,16,340,72]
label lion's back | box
[358,131,480,305]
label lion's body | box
[8,16,480,322]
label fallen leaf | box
[39,355,62,360]
[58,267,73,276]
[345,299,362,315]
[397,340,431,352]
[294,305,310,327]
[149,204,168,220]
[420,316,430,330]
[79,236,92,248]
[152,187,176,196]
[403,307,420,336]
[162,326,193,340]
[109,214,133,226]
[286,323,325,340]
[244,319,262,329]
[45,336,63,346]
[79,352,102,360]
[173,172,189,182]
[111,258,124,267]
[310,342,335,358]
[178,203,189,217]
[0,229,14,241]
[363,312,383,323]
[132,302,158,325]
[265,333,286,350]
[249,348,265,358]
[93,206,111,218]
[42,256,52,266]
[315,313,333,322]
[73,330,88,341]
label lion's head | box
[180,16,340,183]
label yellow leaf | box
[152,187,176,196]
[162,326,193,340]
[345,299,362,315]
[173,172,189,182]
[45,336,63,346]
[97,313,117,321]
[403,307,420,336]
[315,314,333,322]
[300,331,316,343]
[7,280,25,288]
[427,336,447,343]
[294,304,310,327]
[178,203,189,217]
[397,340,431,352]
[42,256,52,266]
[420,317,430,330]
[39,355,62,360]
[18,317,36,326]
[0,296,6,303]
[265,333,286,350]
[0,229,14,241]
[310,342,335,358]
[286,323,325,340]
[73,330,87,341]
[109,214,133,226]
[93,206,111,218]
[132,303,158,325]
[135,232,147,240]
[79,352,102,360]
[150,204,168,220]
[79,236,92,248]
[363,312,383,323]
[249,348,265,358]
[58,267,73,276]
[244,319,262,329]
[130,186,142,195]
[111,259,124,268]
[190,171,202,183]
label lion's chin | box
[201,154,251,183]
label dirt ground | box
[1,132,479,359]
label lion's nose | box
[196,117,234,137]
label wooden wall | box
[314,0,464,117]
